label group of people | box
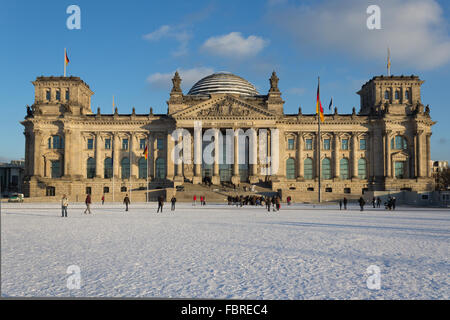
[338,196,397,212]
[192,195,206,206]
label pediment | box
[391,151,409,160]
[172,95,276,120]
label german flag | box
[316,79,324,123]
[143,145,148,160]
[65,50,70,66]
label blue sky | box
[1,0,449,162]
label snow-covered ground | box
[1,202,449,299]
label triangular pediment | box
[171,95,276,120]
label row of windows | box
[45,89,70,101]
[285,158,368,180]
[384,89,410,100]
[287,138,367,151]
[86,138,164,150]
[87,157,166,179]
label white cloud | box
[147,67,214,91]
[270,0,450,70]
[143,25,192,56]
[201,32,269,59]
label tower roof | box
[187,72,259,96]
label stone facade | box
[21,73,435,202]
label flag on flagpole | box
[387,48,391,76]
[328,97,333,111]
[65,50,70,66]
[143,145,148,160]
[316,79,324,122]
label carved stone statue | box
[171,71,182,93]
[26,105,34,118]
[298,106,302,115]
[269,71,280,93]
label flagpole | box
[112,96,115,203]
[64,48,66,77]
[318,76,321,204]
[146,139,149,203]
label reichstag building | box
[21,71,435,201]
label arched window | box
[138,157,147,179]
[121,157,130,179]
[391,135,408,150]
[104,158,113,179]
[340,158,349,179]
[86,157,96,179]
[405,90,410,100]
[358,158,367,179]
[48,135,64,149]
[322,158,332,180]
[155,158,166,179]
[304,158,313,180]
[384,90,390,100]
[395,90,400,100]
[286,158,296,179]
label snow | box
[1,202,449,299]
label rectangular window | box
[360,139,366,150]
[46,90,51,101]
[46,186,56,196]
[105,138,111,150]
[56,90,61,101]
[341,139,349,150]
[287,138,295,150]
[394,161,405,179]
[65,89,70,100]
[305,139,313,150]
[140,138,146,150]
[122,139,129,150]
[323,139,330,150]
[103,186,109,194]
[51,160,61,178]
[87,138,94,150]
[86,187,92,195]
[157,138,164,150]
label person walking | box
[101,194,105,205]
[84,194,92,214]
[171,196,176,211]
[272,196,277,212]
[157,195,164,213]
[193,195,197,206]
[200,196,204,206]
[275,196,281,212]
[123,194,130,212]
[339,199,342,210]
[392,197,396,210]
[377,197,381,208]
[202,195,206,206]
[61,194,69,217]
[372,197,376,208]
[343,197,348,210]
[359,197,365,212]
[287,196,291,206]
[266,196,271,212]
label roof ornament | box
[171,71,182,93]
[269,71,280,93]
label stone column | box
[351,134,358,178]
[64,129,71,177]
[334,133,339,179]
[426,133,431,177]
[193,126,202,184]
[231,130,240,185]
[296,132,303,180]
[385,131,392,178]
[315,133,320,179]
[34,129,43,177]
[212,128,220,185]
[146,134,153,180]
[166,131,175,180]
[249,128,258,183]
[130,133,138,179]
[113,133,120,178]
[95,132,102,178]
